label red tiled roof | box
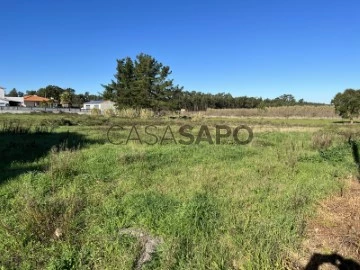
[24,95,50,102]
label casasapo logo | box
[107,124,253,145]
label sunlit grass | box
[0,114,359,269]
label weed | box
[312,130,333,150]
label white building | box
[0,86,5,99]
[82,100,115,112]
[0,86,25,106]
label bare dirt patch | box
[287,178,360,269]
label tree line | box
[170,91,324,111]
[6,53,358,123]
[102,53,325,112]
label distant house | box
[6,97,24,106]
[24,95,50,107]
[0,86,25,106]
[82,100,115,112]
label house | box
[0,87,25,106]
[23,95,50,107]
[6,97,24,106]
[82,100,115,112]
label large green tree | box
[7,88,18,97]
[36,85,65,101]
[103,53,176,111]
[26,90,37,95]
[331,89,360,124]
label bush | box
[116,108,154,118]
[103,108,116,117]
[190,112,204,122]
[139,109,154,119]
[116,108,138,118]
[90,108,101,116]
[312,131,333,150]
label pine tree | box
[7,88,18,97]
[103,53,176,111]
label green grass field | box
[0,113,359,269]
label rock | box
[119,228,163,270]
[53,228,63,239]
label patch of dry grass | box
[202,106,339,118]
[287,177,360,269]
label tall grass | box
[203,105,338,118]
[116,108,155,119]
[0,121,56,134]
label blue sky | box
[1,0,359,103]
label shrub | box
[90,108,101,116]
[190,112,204,122]
[139,109,154,119]
[312,131,333,150]
[116,108,154,118]
[103,108,116,117]
[116,108,138,118]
